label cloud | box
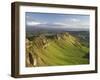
[52,21,89,29]
[49,22,70,28]
[26,21,41,26]
[52,22,67,26]
[26,20,89,29]
[70,18,80,22]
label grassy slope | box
[26,33,89,67]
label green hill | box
[26,32,89,67]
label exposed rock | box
[34,35,49,49]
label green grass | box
[26,33,89,67]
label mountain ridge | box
[26,32,89,67]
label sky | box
[25,12,90,30]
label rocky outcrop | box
[34,35,49,49]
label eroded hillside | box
[26,32,89,67]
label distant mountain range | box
[26,24,89,33]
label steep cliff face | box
[26,32,89,67]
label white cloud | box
[26,20,89,29]
[53,22,72,26]
[26,15,30,19]
[27,21,41,26]
[53,22,67,26]
[70,18,80,22]
[53,22,89,29]
[52,22,71,28]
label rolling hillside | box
[26,32,89,67]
